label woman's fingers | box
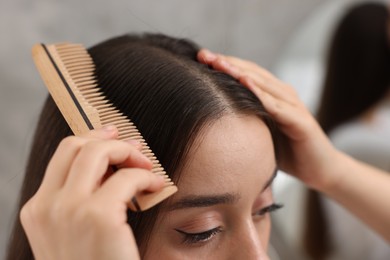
[198,49,249,79]
[239,75,298,106]
[64,139,152,195]
[199,49,314,140]
[94,168,164,206]
[245,78,316,139]
[199,49,298,105]
[41,125,152,197]
[79,125,119,139]
[198,49,273,79]
[20,126,152,260]
[40,127,118,194]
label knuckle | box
[241,75,253,84]
[19,201,32,224]
[81,140,106,158]
[114,169,137,183]
[116,168,153,186]
[58,136,83,151]
[82,140,100,152]
[20,197,49,226]
[80,139,129,161]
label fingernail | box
[156,174,165,181]
[219,59,231,68]
[157,175,165,184]
[202,49,217,61]
[126,139,140,145]
[126,139,143,149]
[102,125,117,132]
[242,77,254,86]
[219,59,240,78]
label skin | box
[145,114,276,259]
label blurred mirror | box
[272,0,390,259]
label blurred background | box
[1,0,389,259]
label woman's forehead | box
[175,114,276,197]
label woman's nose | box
[230,221,269,260]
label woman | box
[7,33,390,259]
[7,33,283,259]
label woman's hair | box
[305,3,390,259]
[6,33,280,259]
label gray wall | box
[0,0,376,258]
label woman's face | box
[145,114,277,259]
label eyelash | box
[176,203,283,245]
[176,227,223,245]
[253,203,283,217]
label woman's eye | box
[175,227,222,245]
[253,203,283,217]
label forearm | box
[319,151,390,242]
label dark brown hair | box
[7,33,280,259]
[317,2,390,133]
[305,3,390,259]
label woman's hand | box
[20,126,165,260]
[198,50,341,191]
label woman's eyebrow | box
[166,193,240,211]
[166,167,278,211]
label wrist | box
[314,149,352,195]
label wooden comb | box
[32,43,178,211]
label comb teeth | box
[32,43,177,211]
